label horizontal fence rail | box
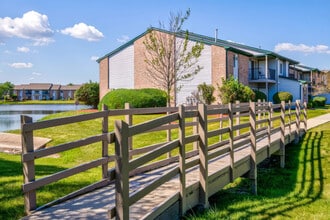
[21,100,307,219]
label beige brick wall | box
[134,30,172,91]
[99,57,109,99]
[134,30,176,105]
[212,45,227,102]
[134,35,153,89]
[238,54,250,85]
[227,50,235,78]
[224,50,249,85]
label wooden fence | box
[21,100,307,219]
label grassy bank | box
[0,106,329,219]
[185,122,330,220]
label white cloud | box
[61,23,104,41]
[274,43,330,54]
[17,46,30,53]
[90,56,99,61]
[9,62,33,68]
[117,35,130,43]
[32,72,42,76]
[0,11,54,45]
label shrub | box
[312,96,327,107]
[75,81,99,109]
[253,90,267,102]
[272,91,293,104]
[99,88,167,109]
[197,82,215,105]
[217,76,255,104]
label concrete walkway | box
[0,132,51,154]
[307,113,330,130]
[21,113,330,219]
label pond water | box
[0,104,89,132]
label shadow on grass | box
[0,157,94,220]
[185,130,325,219]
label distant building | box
[13,83,82,101]
[289,65,328,96]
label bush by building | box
[253,90,267,102]
[217,76,255,104]
[272,91,293,104]
[98,88,167,109]
[312,96,327,107]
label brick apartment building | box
[97,28,324,105]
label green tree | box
[143,9,204,106]
[0,81,14,100]
[217,76,255,104]
[75,81,99,109]
[197,82,215,105]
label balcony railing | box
[249,68,275,80]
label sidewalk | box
[0,132,51,154]
[307,113,330,130]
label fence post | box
[235,100,240,136]
[167,104,172,158]
[288,101,292,142]
[228,103,234,182]
[249,102,257,195]
[125,103,133,159]
[280,101,286,168]
[219,108,223,142]
[197,103,209,208]
[257,99,261,129]
[262,99,266,125]
[193,114,199,151]
[303,102,307,133]
[102,105,109,179]
[267,102,272,158]
[178,105,186,216]
[295,100,301,144]
[114,120,130,220]
[21,115,37,214]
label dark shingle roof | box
[97,27,299,64]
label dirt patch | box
[0,132,51,154]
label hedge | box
[253,90,267,102]
[98,88,167,109]
[272,91,293,104]
[312,96,327,107]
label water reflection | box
[0,104,88,132]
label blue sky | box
[1,0,329,85]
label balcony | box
[249,68,276,83]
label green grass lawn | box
[0,106,329,219]
[185,121,330,220]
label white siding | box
[109,45,134,89]
[176,43,212,105]
[279,77,302,101]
